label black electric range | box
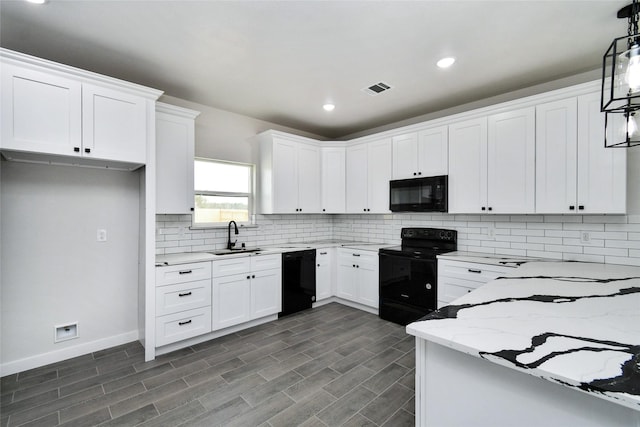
[379,228,457,325]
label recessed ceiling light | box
[323,103,335,112]
[437,57,456,69]
[25,0,47,3]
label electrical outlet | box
[580,231,591,244]
[97,229,107,242]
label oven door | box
[379,252,437,310]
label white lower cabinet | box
[336,249,379,309]
[315,248,334,301]
[437,259,514,308]
[212,254,281,330]
[155,262,213,346]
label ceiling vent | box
[362,81,393,96]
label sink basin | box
[208,248,262,256]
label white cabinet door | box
[297,142,321,213]
[212,273,251,330]
[367,137,392,213]
[346,144,369,213]
[250,268,282,319]
[487,107,535,213]
[321,147,346,213]
[82,83,147,164]
[535,98,578,213]
[336,254,358,301]
[577,92,627,214]
[1,63,82,156]
[271,137,299,213]
[315,249,332,301]
[392,133,419,179]
[448,118,488,213]
[418,126,448,177]
[156,105,198,214]
[357,259,378,309]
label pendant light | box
[602,0,640,147]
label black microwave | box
[389,175,448,212]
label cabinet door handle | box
[247,275,251,279]
[468,269,482,273]
[84,148,91,153]
[317,264,320,267]
[178,292,192,297]
[481,207,486,211]
[178,270,192,275]
[320,252,327,255]
[73,147,80,152]
[578,205,584,210]
[569,205,575,210]
[488,207,492,211]
[178,320,192,326]
[252,275,255,278]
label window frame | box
[192,157,255,228]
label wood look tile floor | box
[1,303,416,426]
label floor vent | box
[362,81,393,96]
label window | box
[193,158,254,227]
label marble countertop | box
[406,261,640,411]
[437,250,541,267]
[156,241,390,266]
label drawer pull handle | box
[178,292,192,297]
[401,294,409,298]
[468,269,482,274]
[320,252,327,255]
[352,253,361,257]
[178,320,192,326]
[178,270,193,275]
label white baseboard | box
[0,330,140,376]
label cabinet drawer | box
[251,254,281,271]
[212,257,251,277]
[339,249,377,263]
[156,280,211,316]
[156,262,212,286]
[438,260,512,284]
[155,307,212,347]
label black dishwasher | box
[280,249,316,317]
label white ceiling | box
[0,0,631,138]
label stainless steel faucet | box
[227,220,239,250]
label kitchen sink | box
[208,248,262,256]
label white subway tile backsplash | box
[155,212,640,266]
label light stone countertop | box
[406,261,640,411]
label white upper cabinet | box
[536,97,578,213]
[487,107,535,213]
[577,92,626,214]
[1,63,82,156]
[536,92,626,214]
[448,118,488,213]
[82,83,147,164]
[449,107,535,214]
[346,138,392,213]
[258,131,321,214]
[321,146,346,213]
[156,102,200,214]
[392,126,448,179]
[0,49,161,169]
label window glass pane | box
[194,195,249,223]
[194,160,250,193]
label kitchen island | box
[407,261,640,427]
